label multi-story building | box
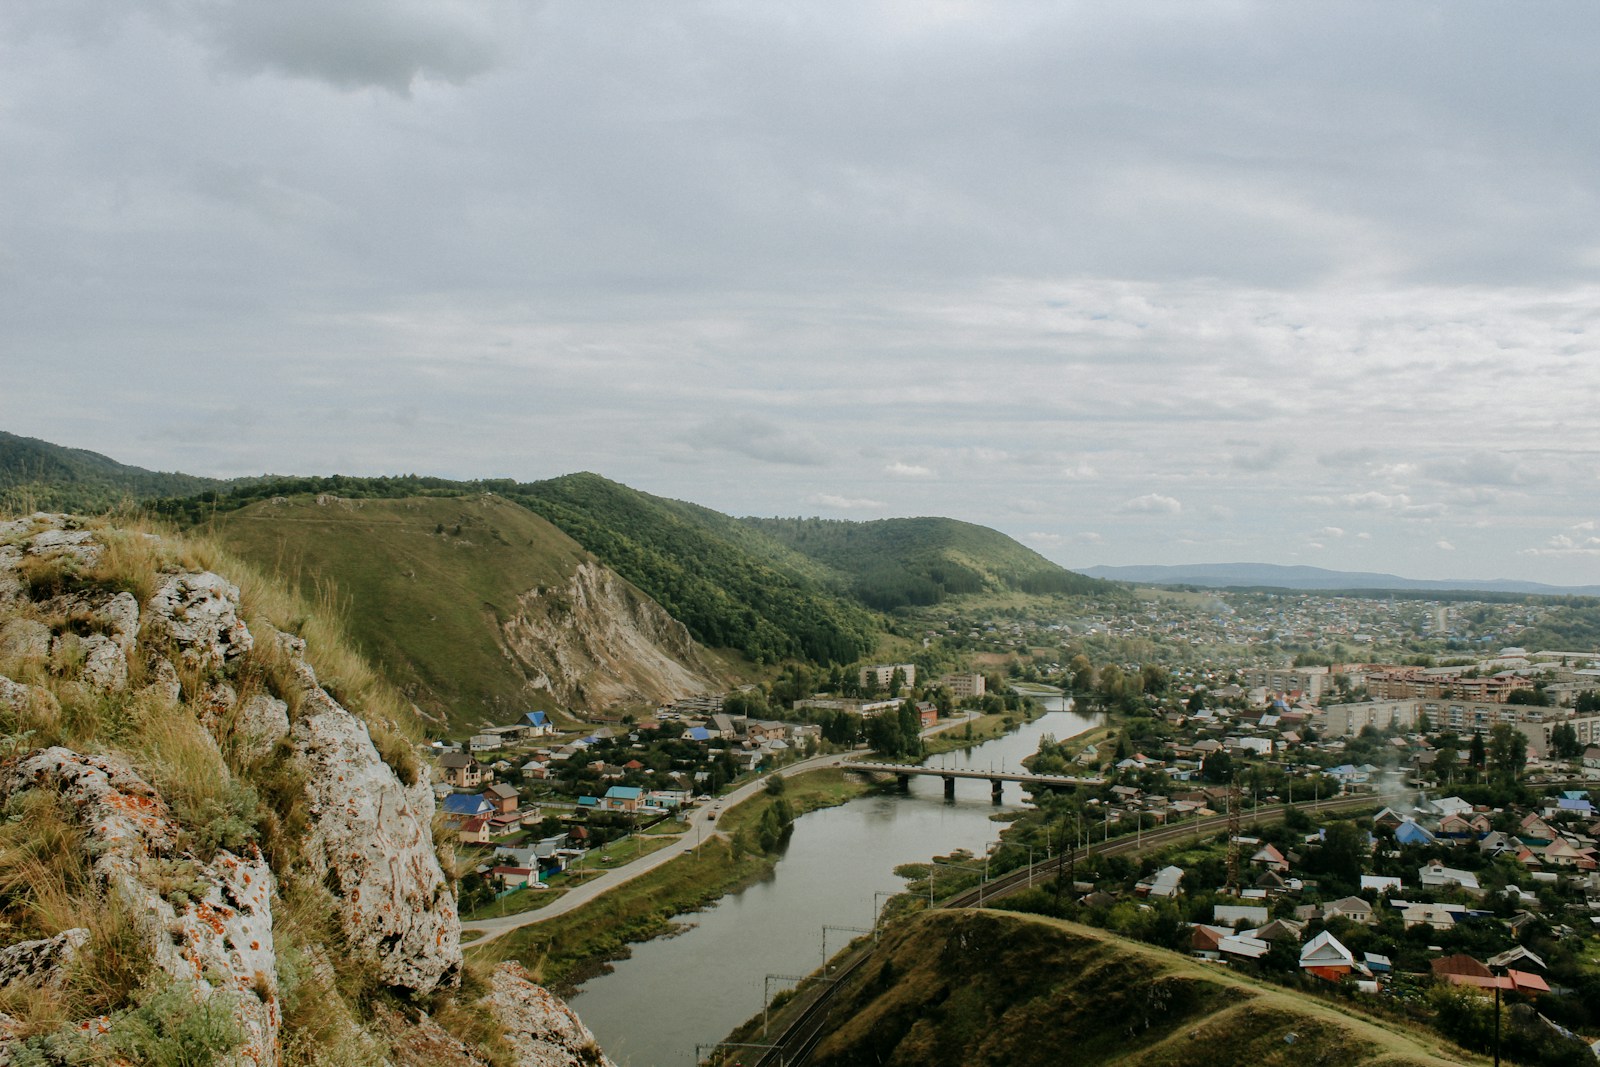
[859,663,916,692]
[1239,666,1329,704]
[1366,667,1532,704]
[1324,700,1420,736]
[939,672,986,699]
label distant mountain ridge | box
[0,429,227,512]
[742,515,1112,609]
[1078,561,1600,597]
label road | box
[460,712,982,946]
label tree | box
[1488,722,1528,782]
[1069,654,1094,692]
[1140,664,1168,696]
[1098,664,1125,704]
[887,667,907,696]
[1186,690,1206,715]
[1201,750,1233,784]
[1551,722,1581,761]
[1315,820,1367,888]
[1468,730,1487,773]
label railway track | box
[734,791,1408,1067]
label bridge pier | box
[943,775,955,801]
[991,779,1004,804]
[896,773,911,792]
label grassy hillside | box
[0,429,227,513]
[211,493,727,734]
[800,910,1479,1067]
[509,474,879,666]
[741,515,1113,610]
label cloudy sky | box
[4,2,1600,584]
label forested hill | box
[509,473,879,666]
[0,430,227,512]
[741,515,1114,610]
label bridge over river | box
[846,761,1105,802]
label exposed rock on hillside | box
[504,560,720,710]
[488,962,615,1067]
[0,514,607,1067]
[2,747,279,1065]
[282,637,462,994]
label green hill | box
[509,473,879,666]
[0,429,227,513]
[741,515,1113,610]
[211,493,726,733]
[796,910,1479,1067]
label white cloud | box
[885,461,935,478]
[806,493,885,510]
[1118,493,1182,516]
[1024,531,1064,546]
[1436,540,1456,551]
[1316,526,1345,539]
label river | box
[568,696,1100,1066]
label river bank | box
[471,766,870,993]
[563,699,1100,1065]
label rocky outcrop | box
[488,964,616,1067]
[0,928,88,990]
[1,748,279,1066]
[502,562,719,710]
[147,571,254,671]
[280,640,461,995]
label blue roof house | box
[441,794,494,818]
[1394,821,1437,847]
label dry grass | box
[0,509,488,1060]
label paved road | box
[460,712,981,946]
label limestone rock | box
[0,546,21,608]
[1,748,279,1066]
[0,928,89,989]
[487,963,616,1067]
[0,675,55,718]
[27,526,103,568]
[147,571,253,672]
[502,561,719,712]
[145,654,184,703]
[237,693,290,761]
[291,688,461,995]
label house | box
[1360,875,1403,895]
[1322,896,1374,924]
[603,785,644,813]
[1431,954,1492,980]
[1364,952,1393,974]
[1300,931,1358,980]
[1249,918,1306,944]
[1394,821,1437,847]
[490,866,536,890]
[1488,946,1547,972]
[483,782,520,815]
[1371,807,1409,831]
[441,793,494,821]
[458,815,492,845]
[518,710,555,736]
[1400,903,1464,930]
[1217,934,1270,962]
[1250,844,1288,872]
[1136,866,1185,898]
[1419,861,1481,893]
[441,752,485,789]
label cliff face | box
[211,495,723,732]
[0,513,613,1067]
[502,560,721,711]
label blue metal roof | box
[441,794,492,816]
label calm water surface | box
[569,697,1099,1066]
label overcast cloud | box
[4,2,1600,583]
